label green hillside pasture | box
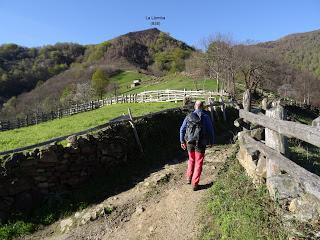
[0,102,180,153]
[108,71,218,95]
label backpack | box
[185,112,202,145]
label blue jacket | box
[179,109,215,145]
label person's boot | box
[192,185,199,191]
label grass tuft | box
[0,221,35,240]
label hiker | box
[179,100,215,191]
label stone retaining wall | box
[0,108,186,222]
[237,131,320,223]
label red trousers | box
[186,151,205,186]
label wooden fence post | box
[205,97,215,125]
[220,96,227,121]
[265,102,288,155]
[34,113,38,124]
[312,116,320,128]
[243,89,251,112]
[261,97,269,111]
[128,108,143,153]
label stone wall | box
[0,106,240,223]
[0,108,186,222]
[237,131,320,223]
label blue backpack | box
[185,112,202,145]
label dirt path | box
[23,144,235,240]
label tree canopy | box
[91,68,109,99]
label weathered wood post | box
[206,96,215,125]
[220,96,227,121]
[34,113,38,124]
[24,115,28,127]
[312,116,320,128]
[242,89,251,112]
[128,108,143,153]
[261,97,269,111]
[16,118,20,129]
[265,101,288,156]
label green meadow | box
[0,102,180,153]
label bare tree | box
[106,82,120,96]
[234,45,271,94]
[202,33,237,96]
[185,51,208,90]
[73,82,94,103]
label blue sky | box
[0,0,319,47]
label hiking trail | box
[22,144,235,240]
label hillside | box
[0,28,193,118]
[2,28,320,117]
[237,30,320,106]
[257,29,320,77]
[97,28,193,70]
[0,43,85,104]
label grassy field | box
[0,102,180,153]
[289,141,320,176]
[1,71,218,153]
[108,71,218,95]
[201,145,287,240]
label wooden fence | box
[0,89,227,132]
[236,94,320,207]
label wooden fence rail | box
[239,109,320,148]
[0,90,228,132]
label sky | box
[0,0,319,47]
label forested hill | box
[257,29,320,77]
[0,43,85,104]
[0,28,193,117]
